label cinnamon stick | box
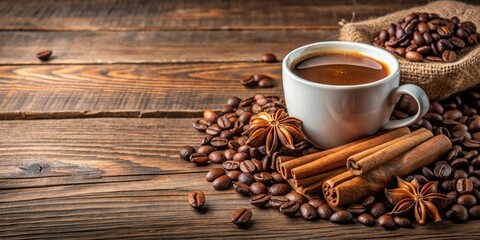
[304,171,355,195]
[291,127,411,180]
[278,135,374,179]
[323,134,452,207]
[275,155,296,173]
[293,167,346,188]
[346,128,433,176]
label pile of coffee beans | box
[184,88,480,229]
[373,12,479,62]
[395,88,480,224]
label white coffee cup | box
[282,41,429,149]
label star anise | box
[385,177,450,224]
[243,109,306,156]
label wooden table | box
[1,0,479,239]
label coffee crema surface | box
[292,51,389,86]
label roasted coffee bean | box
[346,203,366,215]
[465,150,478,160]
[200,135,214,146]
[179,145,196,160]
[222,104,235,114]
[210,137,228,149]
[197,145,214,155]
[330,210,353,224]
[451,158,469,169]
[226,96,242,107]
[370,202,387,218]
[190,153,209,166]
[454,169,469,180]
[469,119,480,132]
[435,126,451,137]
[422,167,435,179]
[252,159,263,172]
[227,140,240,151]
[447,191,459,202]
[217,116,232,129]
[212,175,232,190]
[444,109,463,120]
[285,192,307,204]
[473,157,480,169]
[233,152,249,162]
[238,172,256,186]
[254,172,273,184]
[237,145,250,154]
[269,196,289,208]
[268,183,291,196]
[240,160,257,173]
[469,205,480,219]
[262,53,277,63]
[250,182,267,195]
[378,215,396,230]
[394,216,412,228]
[249,147,263,160]
[457,194,477,208]
[317,204,334,219]
[227,170,241,181]
[413,174,429,185]
[416,45,431,56]
[447,145,463,161]
[222,160,240,170]
[219,130,234,139]
[231,208,252,226]
[300,203,318,220]
[206,168,226,182]
[434,163,452,179]
[203,110,219,123]
[36,49,53,61]
[250,194,270,207]
[447,204,469,223]
[209,151,226,164]
[308,198,324,208]
[258,78,273,88]
[233,182,251,195]
[441,180,455,192]
[357,213,375,226]
[469,176,480,189]
[405,51,423,62]
[280,201,300,216]
[442,50,457,62]
[361,195,376,209]
[271,172,286,183]
[240,75,256,86]
[188,191,206,209]
[193,119,208,131]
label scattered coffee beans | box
[179,145,195,160]
[231,208,252,226]
[37,49,53,61]
[262,53,277,63]
[188,191,206,209]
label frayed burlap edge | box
[339,0,480,100]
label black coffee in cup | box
[292,51,390,86]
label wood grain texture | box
[0,30,335,64]
[1,118,479,239]
[0,0,434,31]
[0,63,283,118]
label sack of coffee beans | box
[339,0,480,100]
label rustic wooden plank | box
[0,63,283,118]
[0,118,206,190]
[1,118,479,239]
[0,0,433,31]
[0,30,335,64]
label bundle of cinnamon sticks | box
[277,127,452,206]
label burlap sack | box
[339,0,480,100]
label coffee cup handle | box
[384,84,430,130]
